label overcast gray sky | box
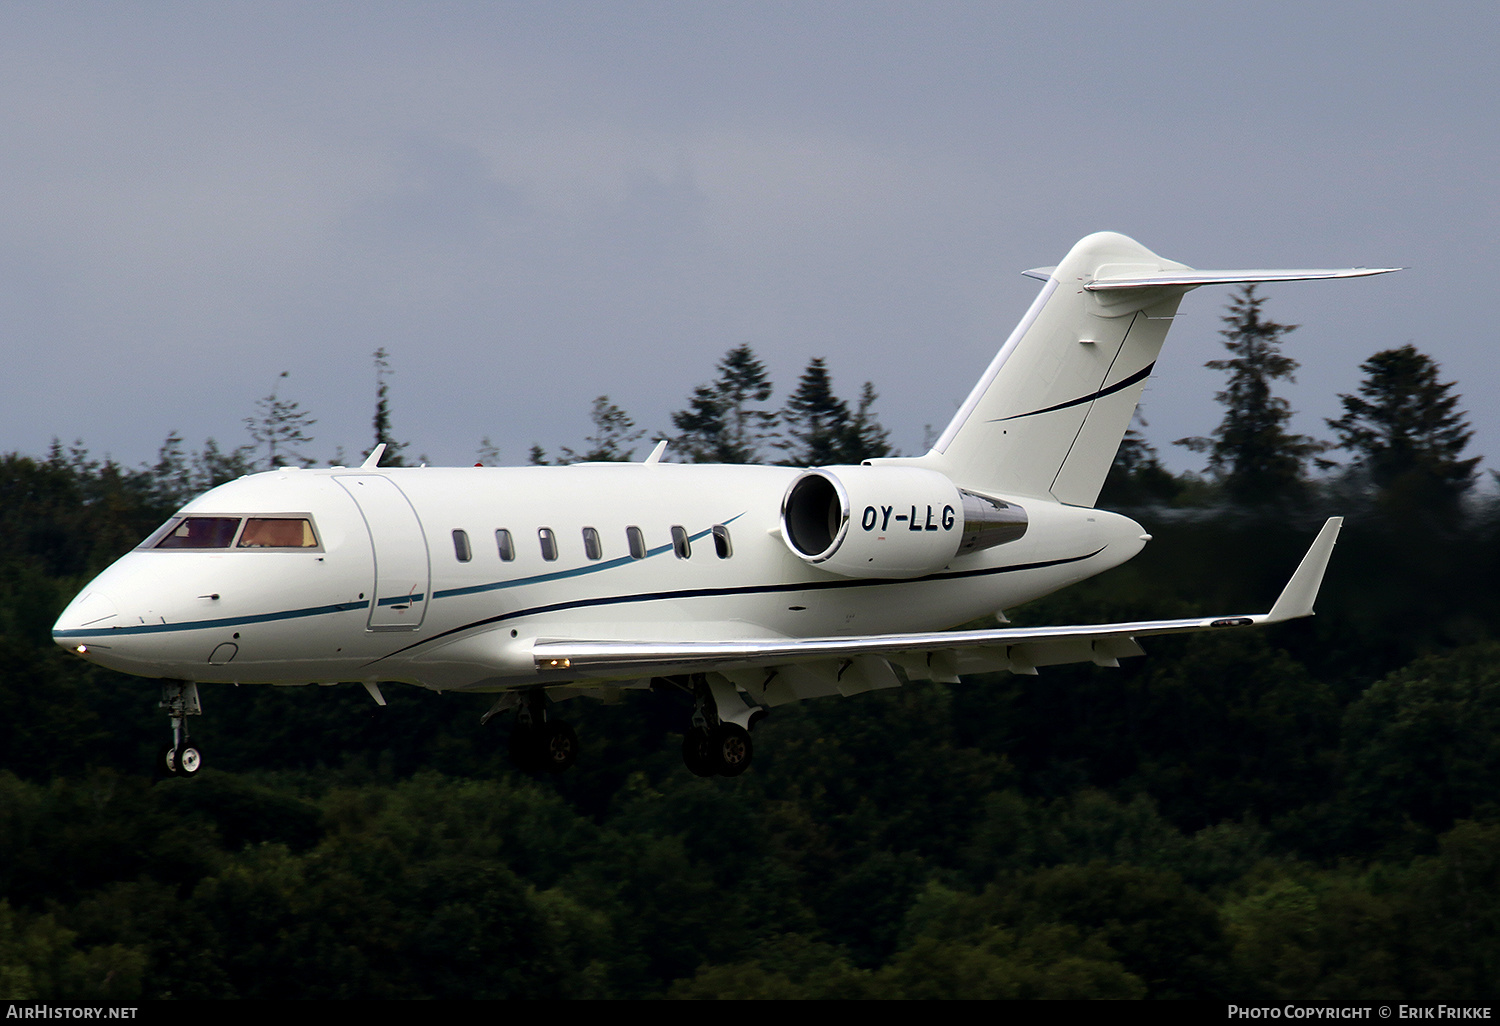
[3,1,1494,478]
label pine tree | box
[778,359,893,467]
[546,396,645,464]
[1326,344,1479,514]
[844,381,893,462]
[147,432,193,509]
[778,358,851,467]
[671,345,777,464]
[1175,285,1323,502]
[369,348,409,466]
[143,434,255,509]
[245,372,316,469]
[192,437,254,490]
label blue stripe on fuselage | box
[53,518,738,639]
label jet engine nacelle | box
[779,466,1027,579]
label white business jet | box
[52,233,1396,779]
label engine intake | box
[780,466,1026,579]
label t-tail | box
[877,232,1397,507]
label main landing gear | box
[680,674,757,778]
[160,680,203,778]
[506,691,579,774]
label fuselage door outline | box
[335,474,431,631]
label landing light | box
[538,657,571,670]
[74,645,88,655]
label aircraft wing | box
[532,518,1341,702]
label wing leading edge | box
[531,518,1342,697]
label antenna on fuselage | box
[361,444,387,470]
[643,440,668,465]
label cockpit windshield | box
[146,515,320,550]
[238,518,317,548]
[154,517,241,549]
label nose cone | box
[51,572,173,677]
[53,589,120,642]
[53,587,126,666]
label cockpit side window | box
[155,517,242,549]
[238,518,319,548]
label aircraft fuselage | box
[53,462,1145,693]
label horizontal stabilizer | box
[1086,268,1400,291]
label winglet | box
[361,444,387,470]
[1265,517,1343,622]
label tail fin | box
[885,232,1396,507]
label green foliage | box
[535,395,646,464]
[882,920,1147,999]
[983,861,1230,998]
[5,346,1500,997]
[671,344,778,464]
[1326,344,1479,520]
[1222,866,1403,1001]
[1340,644,1500,850]
[369,347,410,466]
[0,899,146,1001]
[1176,285,1325,502]
[244,371,317,469]
[1099,411,1185,506]
[777,358,892,466]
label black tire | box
[539,720,578,773]
[709,723,752,777]
[682,727,717,777]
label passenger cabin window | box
[538,528,559,561]
[712,524,733,559]
[496,529,515,562]
[626,526,646,560]
[582,527,602,560]
[238,518,318,548]
[671,525,691,559]
[155,517,241,549]
[452,529,472,562]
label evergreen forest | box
[4,302,1500,1000]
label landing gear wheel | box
[708,723,752,777]
[682,727,717,777]
[159,680,203,779]
[174,742,202,777]
[538,720,578,773]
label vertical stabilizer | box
[926,232,1190,506]
[882,234,1396,507]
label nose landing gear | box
[160,681,203,777]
